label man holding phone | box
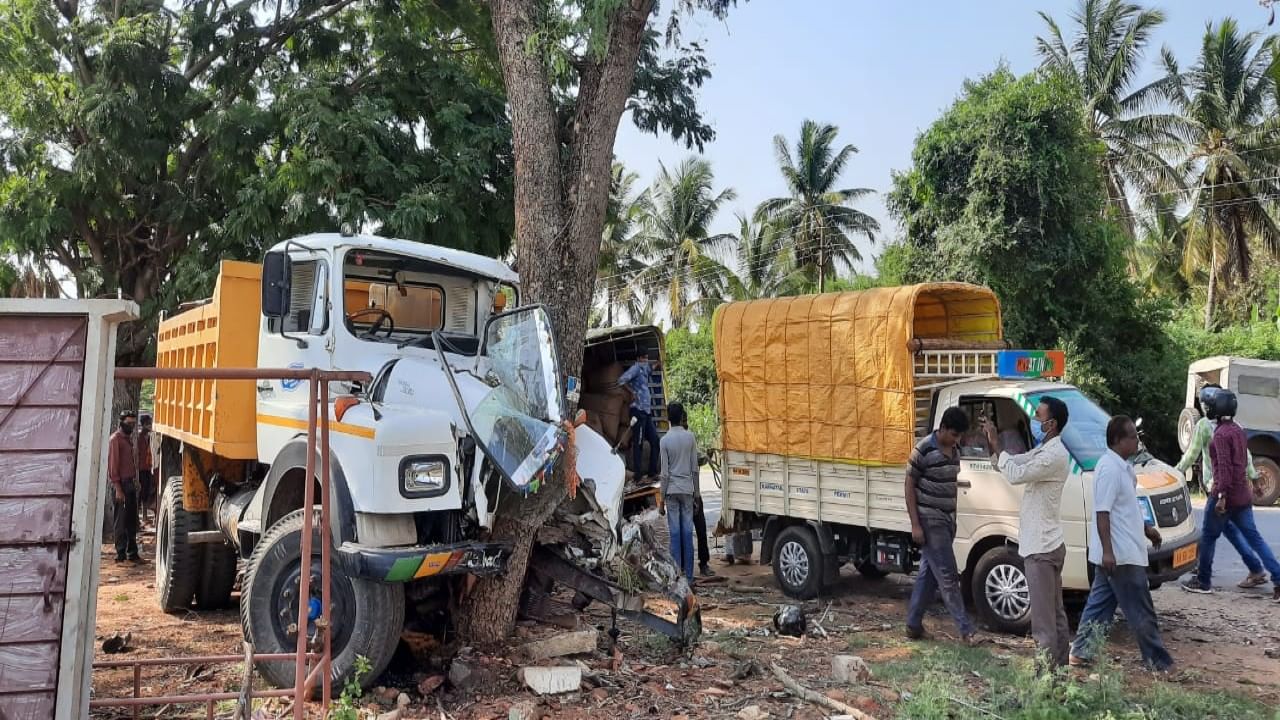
[1068,415,1172,671]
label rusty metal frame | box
[91,367,370,720]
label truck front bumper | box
[1147,528,1201,585]
[338,541,512,583]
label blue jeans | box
[630,408,660,477]
[666,494,696,582]
[1071,564,1173,670]
[1198,503,1280,588]
[1205,494,1264,576]
[906,518,975,637]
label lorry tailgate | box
[723,451,911,531]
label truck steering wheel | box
[347,307,396,339]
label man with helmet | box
[1176,384,1266,589]
[1182,387,1280,601]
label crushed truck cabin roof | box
[274,232,520,285]
[712,283,1002,466]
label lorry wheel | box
[196,541,239,610]
[1253,458,1280,507]
[1177,408,1201,453]
[241,509,404,692]
[772,526,824,600]
[156,477,204,612]
[972,546,1031,635]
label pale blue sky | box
[614,0,1275,273]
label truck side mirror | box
[262,251,292,319]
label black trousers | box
[693,494,710,566]
[113,484,139,560]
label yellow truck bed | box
[154,261,262,460]
[712,283,1002,466]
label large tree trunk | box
[455,0,655,644]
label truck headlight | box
[400,456,450,498]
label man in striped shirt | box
[905,406,979,643]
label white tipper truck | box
[149,231,698,689]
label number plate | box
[1173,544,1197,568]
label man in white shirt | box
[1068,416,1173,671]
[984,396,1071,669]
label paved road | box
[1193,501,1280,584]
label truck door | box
[945,396,1026,556]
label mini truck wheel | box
[156,476,204,612]
[972,545,1031,635]
[241,509,404,691]
[771,525,825,600]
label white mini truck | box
[714,285,1201,634]
[150,232,698,689]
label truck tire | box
[241,509,404,692]
[971,545,1031,635]
[772,525,824,600]
[1253,457,1280,507]
[1177,408,1201,453]
[196,541,239,610]
[156,477,204,612]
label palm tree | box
[1127,194,1190,298]
[1162,19,1280,329]
[597,164,648,326]
[759,120,879,292]
[722,213,807,300]
[1036,0,1182,234]
[635,157,736,327]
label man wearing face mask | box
[107,411,143,563]
[983,396,1071,669]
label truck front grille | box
[1151,487,1192,528]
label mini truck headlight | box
[400,456,450,498]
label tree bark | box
[455,0,656,644]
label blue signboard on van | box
[997,350,1065,380]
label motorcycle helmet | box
[1201,387,1238,420]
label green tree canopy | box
[888,67,1181,450]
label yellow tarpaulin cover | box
[713,283,1003,466]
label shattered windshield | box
[466,308,567,491]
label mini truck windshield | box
[1028,389,1111,471]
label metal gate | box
[0,316,89,719]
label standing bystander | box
[107,411,143,563]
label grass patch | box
[113,593,129,603]
[871,641,1274,720]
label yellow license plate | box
[1173,544,1197,568]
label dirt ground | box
[89,534,1280,719]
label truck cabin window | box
[1029,389,1110,471]
[342,251,458,348]
[956,398,1029,458]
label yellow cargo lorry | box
[151,232,697,690]
[714,283,1200,633]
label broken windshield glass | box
[440,307,567,492]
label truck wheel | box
[772,526,824,600]
[196,541,239,610]
[972,545,1031,635]
[1253,457,1280,507]
[156,477,204,612]
[241,509,404,692]
[1177,408,1201,452]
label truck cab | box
[931,375,1200,632]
